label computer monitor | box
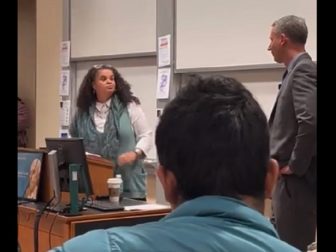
[47,150,61,206]
[45,138,93,198]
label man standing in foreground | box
[268,15,316,251]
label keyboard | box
[84,200,124,212]
[46,203,69,213]
[46,202,86,215]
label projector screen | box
[176,0,316,71]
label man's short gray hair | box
[272,15,308,44]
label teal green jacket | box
[51,196,299,252]
[70,99,151,199]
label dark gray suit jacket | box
[269,53,316,186]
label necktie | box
[278,70,288,90]
[271,69,288,122]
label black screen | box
[45,138,93,196]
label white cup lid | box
[107,177,122,184]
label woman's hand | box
[117,151,138,166]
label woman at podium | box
[69,64,152,201]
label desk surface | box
[18,201,171,252]
[19,200,170,222]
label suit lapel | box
[269,53,311,126]
[269,70,288,125]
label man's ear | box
[280,33,288,46]
[264,159,279,199]
[156,165,179,208]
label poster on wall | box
[60,41,71,67]
[59,128,70,138]
[156,67,171,99]
[60,100,71,126]
[158,34,171,67]
[59,70,70,96]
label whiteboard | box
[71,0,156,59]
[74,58,157,159]
[182,68,283,119]
[176,0,316,71]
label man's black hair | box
[156,75,270,200]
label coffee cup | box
[107,177,122,203]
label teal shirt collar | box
[162,195,278,238]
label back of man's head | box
[156,75,269,202]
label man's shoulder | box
[55,219,300,252]
[289,55,316,83]
[293,53,316,71]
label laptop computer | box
[84,198,147,212]
[18,148,44,204]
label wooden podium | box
[86,154,114,198]
[39,153,114,202]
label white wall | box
[71,0,156,59]
[18,0,62,148]
[18,0,36,147]
[184,68,283,119]
[35,0,63,147]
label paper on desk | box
[124,204,170,211]
[85,152,101,157]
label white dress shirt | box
[94,99,111,133]
[93,99,153,157]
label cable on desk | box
[33,196,54,252]
[46,196,89,249]
[48,211,60,250]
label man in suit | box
[268,15,316,251]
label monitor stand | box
[46,163,85,216]
[69,163,80,215]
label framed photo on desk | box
[18,148,45,201]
